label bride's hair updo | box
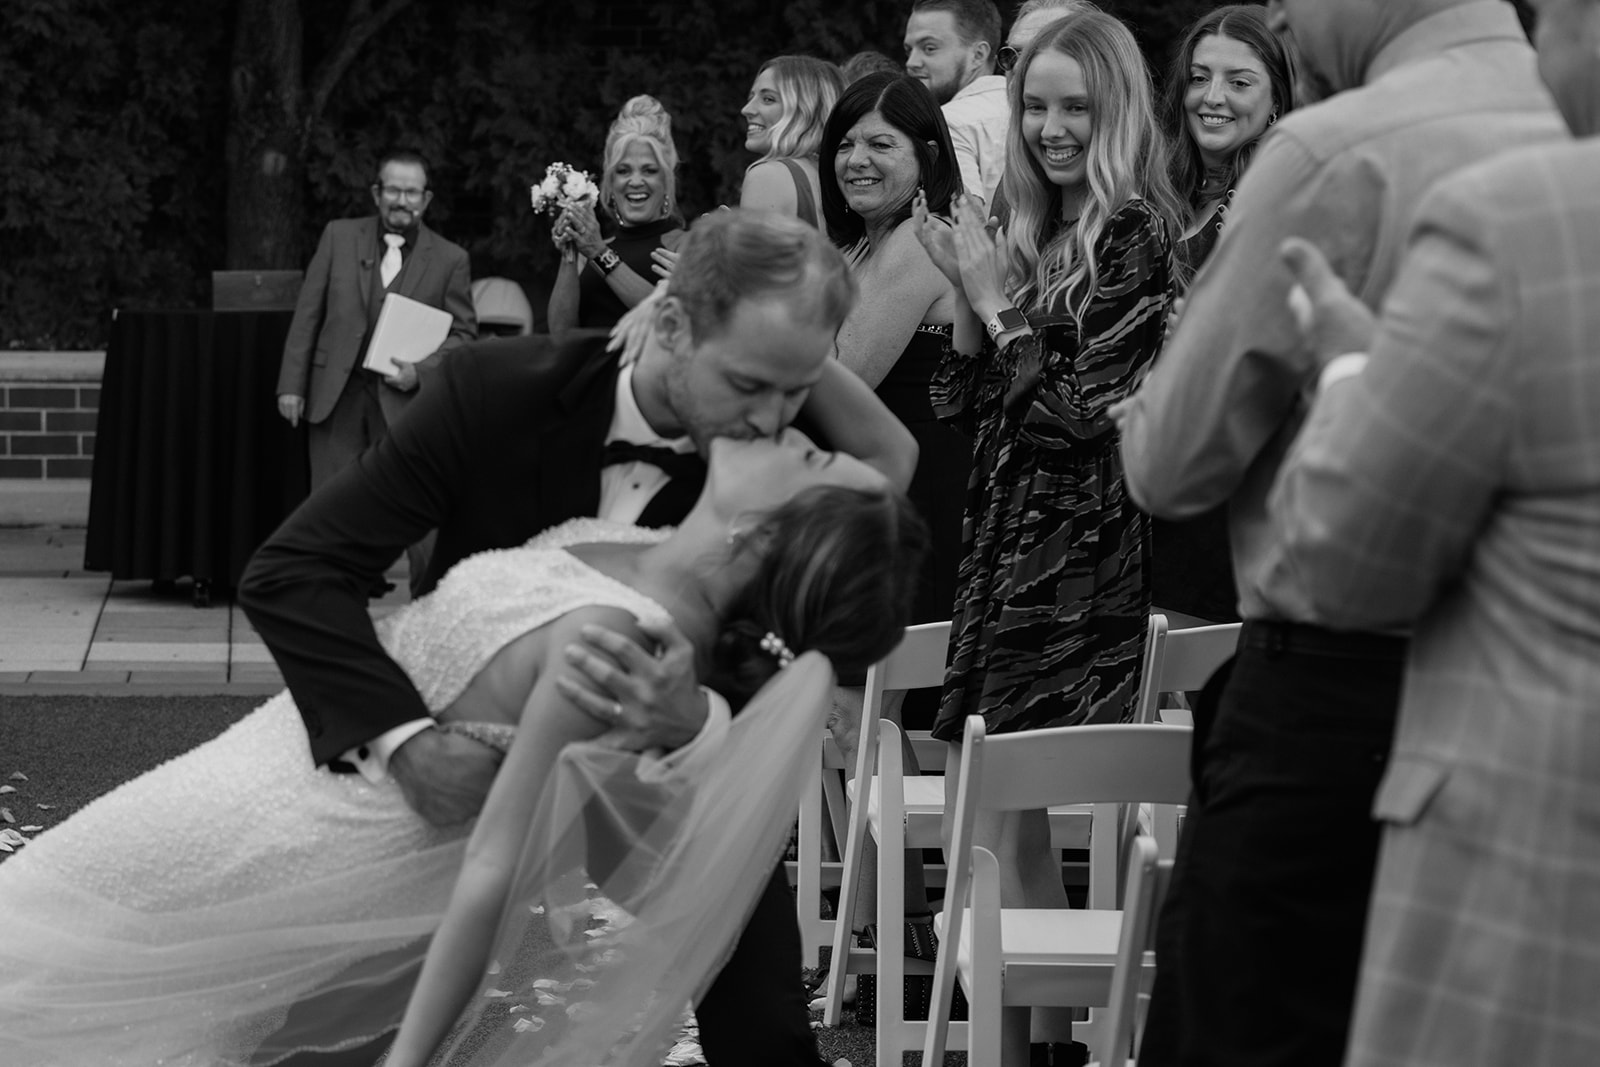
[707,484,928,708]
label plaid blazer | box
[1266,138,1600,1066]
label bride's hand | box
[555,616,708,751]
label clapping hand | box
[650,246,678,280]
[1162,295,1186,346]
[555,616,708,752]
[912,189,963,290]
[551,211,579,264]
[945,193,1009,315]
[557,201,607,261]
[1280,237,1377,371]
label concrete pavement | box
[0,483,406,697]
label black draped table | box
[85,309,309,605]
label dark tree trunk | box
[223,0,419,269]
[225,0,306,269]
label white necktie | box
[380,232,405,288]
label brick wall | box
[0,354,104,480]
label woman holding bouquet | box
[547,95,685,333]
[738,55,844,228]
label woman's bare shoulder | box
[739,160,800,212]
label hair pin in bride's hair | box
[759,632,795,669]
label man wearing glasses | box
[904,0,1008,204]
[277,147,477,508]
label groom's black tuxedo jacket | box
[238,331,706,766]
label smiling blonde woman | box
[738,55,845,229]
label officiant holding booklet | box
[277,147,478,543]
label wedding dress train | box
[0,518,833,1067]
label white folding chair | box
[793,729,851,966]
[1134,616,1242,726]
[1091,836,1173,1067]
[823,622,1096,1066]
[922,718,1192,1067]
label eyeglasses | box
[998,45,1021,74]
[376,185,428,202]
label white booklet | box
[362,293,453,376]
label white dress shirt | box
[942,74,1009,206]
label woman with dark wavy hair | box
[1164,3,1297,275]
[1,431,927,1067]
[1150,5,1297,628]
[818,73,972,640]
[816,72,975,1021]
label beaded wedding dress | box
[0,518,834,1067]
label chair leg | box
[876,823,906,1067]
[968,846,1005,1067]
[797,768,823,968]
[921,915,962,1065]
[823,780,872,1026]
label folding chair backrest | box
[960,719,1193,817]
[1158,622,1242,696]
[854,620,952,785]
[1136,616,1242,723]
[1134,613,1171,723]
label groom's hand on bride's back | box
[555,616,708,751]
[389,729,505,826]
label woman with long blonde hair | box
[739,55,844,227]
[915,11,1179,1060]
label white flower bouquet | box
[529,162,600,216]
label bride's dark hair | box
[707,484,929,709]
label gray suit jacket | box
[277,215,476,424]
[1267,139,1600,1066]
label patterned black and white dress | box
[929,200,1173,740]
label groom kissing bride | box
[0,209,921,1066]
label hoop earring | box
[1268,111,1278,125]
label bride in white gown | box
[0,430,926,1067]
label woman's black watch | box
[986,306,1029,340]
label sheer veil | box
[426,651,834,1066]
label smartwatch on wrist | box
[593,248,623,276]
[986,306,1029,340]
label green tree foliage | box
[2,0,228,348]
[20,0,1536,348]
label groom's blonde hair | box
[667,209,855,339]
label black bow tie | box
[602,440,703,482]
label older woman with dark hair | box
[821,73,970,635]
[815,71,973,1022]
